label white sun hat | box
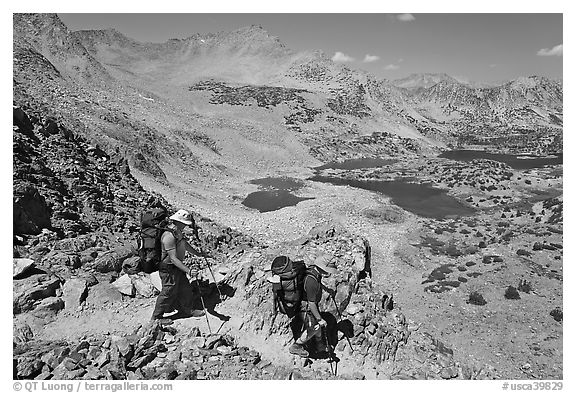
[169,209,193,225]
[311,255,338,275]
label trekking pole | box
[193,227,224,303]
[330,295,354,353]
[215,319,227,335]
[322,326,335,376]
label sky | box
[58,13,563,83]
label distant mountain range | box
[13,13,563,183]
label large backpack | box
[271,256,307,318]
[138,208,170,273]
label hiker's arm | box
[163,235,197,276]
[309,302,323,323]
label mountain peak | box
[505,75,560,91]
[392,73,460,90]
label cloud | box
[489,64,497,68]
[332,51,355,62]
[537,44,563,56]
[397,14,415,22]
[384,64,400,71]
[363,54,380,63]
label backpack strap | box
[305,267,320,283]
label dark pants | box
[151,263,194,319]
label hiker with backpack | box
[289,255,337,357]
[269,254,338,358]
[151,209,206,325]
[269,256,307,340]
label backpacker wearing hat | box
[269,254,337,358]
[151,209,206,325]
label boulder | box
[13,106,34,137]
[53,235,98,253]
[41,347,71,370]
[113,274,135,296]
[42,251,82,269]
[130,273,159,298]
[30,296,64,319]
[62,278,88,309]
[113,337,135,360]
[150,271,162,291]
[13,182,51,235]
[13,275,62,314]
[13,321,33,345]
[51,358,86,380]
[16,357,44,379]
[85,282,123,306]
[182,337,206,349]
[94,350,111,368]
[93,246,134,273]
[13,258,35,278]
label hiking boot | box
[153,318,174,326]
[163,310,178,318]
[175,309,206,319]
[289,343,309,358]
[189,309,205,318]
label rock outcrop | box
[219,224,410,368]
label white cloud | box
[489,64,497,68]
[397,14,415,22]
[363,54,380,63]
[537,44,563,56]
[332,51,355,62]
[384,64,400,71]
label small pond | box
[439,150,563,170]
[309,175,475,219]
[242,177,313,213]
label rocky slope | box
[12,105,411,380]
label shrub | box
[467,291,487,306]
[550,308,563,322]
[518,279,532,293]
[504,286,520,300]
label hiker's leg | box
[172,268,189,311]
[151,268,177,319]
[290,311,305,341]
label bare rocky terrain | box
[13,13,562,380]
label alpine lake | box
[242,151,562,218]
